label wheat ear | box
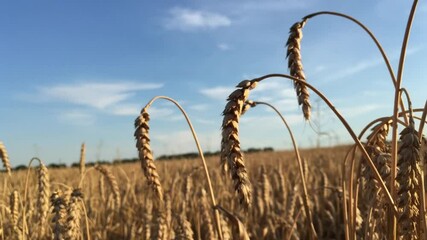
[9,190,19,231]
[221,80,257,209]
[65,188,84,240]
[51,190,67,240]
[0,141,12,176]
[37,162,51,237]
[396,119,422,238]
[79,143,86,176]
[94,164,121,209]
[134,107,164,202]
[286,20,310,120]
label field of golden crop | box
[1,146,350,240]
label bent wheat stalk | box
[244,73,397,214]
[135,96,223,240]
[242,100,317,239]
[390,1,419,237]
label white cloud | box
[189,104,210,111]
[200,86,234,100]
[165,8,231,31]
[218,43,230,51]
[58,110,96,126]
[323,46,423,83]
[110,104,141,116]
[39,82,163,112]
[39,82,163,109]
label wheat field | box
[1,0,426,239]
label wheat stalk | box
[136,96,223,239]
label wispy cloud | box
[322,46,424,83]
[189,104,210,111]
[165,8,231,31]
[58,110,96,126]
[218,43,230,51]
[200,86,234,100]
[39,82,163,109]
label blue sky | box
[1,0,426,166]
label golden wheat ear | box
[396,120,422,238]
[220,81,258,209]
[134,107,164,202]
[0,141,12,176]
[286,20,310,120]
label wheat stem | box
[251,73,397,214]
[140,96,223,240]
[245,100,317,239]
[390,1,419,238]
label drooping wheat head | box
[221,80,258,209]
[286,19,310,120]
[94,164,121,209]
[134,108,164,202]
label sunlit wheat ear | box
[79,143,86,175]
[37,162,50,237]
[94,164,121,209]
[396,120,422,239]
[221,80,257,209]
[134,108,164,202]
[367,120,391,152]
[286,19,310,120]
[174,214,194,240]
[9,190,19,231]
[200,188,215,240]
[0,141,12,176]
[65,188,84,240]
[51,190,67,240]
